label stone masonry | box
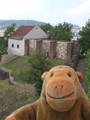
[29,40,36,55]
[56,42,68,59]
[29,40,69,60]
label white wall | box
[24,26,48,39]
[8,39,25,56]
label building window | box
[12,44,14,48]
[17,44,19,48]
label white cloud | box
[0,0,40,19]
[67,0,90,15]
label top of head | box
[41,65,83,83]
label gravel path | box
[76,58,88,93]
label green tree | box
[78,20,90,55]
[4,23,16,47]
[27,52,51,96]
[0,45,7,57]
[0,36,7,58]
[49,22,73,41]
[40,23,52,33]
[0,23,16,58]
[86,50,90,97]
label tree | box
[4,23,16,47]
[0,23,16,58]
[78,20,90,55]
[49,22,73,41]
[0,39,7,57]
[27,52,51,96]
[40,23,52,33]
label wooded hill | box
[0,20,46,29]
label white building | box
[8,25,48,56]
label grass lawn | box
[2,56,69,83]
[2,56,30,83]
[0,79,37,120]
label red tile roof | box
[9,26,35,40]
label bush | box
[86,50,90,97]
[27,52,51,96]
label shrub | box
[86,50,90,97]
[27,52,51,96]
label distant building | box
[0,30,5,37]
[8,25,49,56]
[71,25,82,41]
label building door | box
[25,39,30,55]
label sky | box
[0,0,90,27]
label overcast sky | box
[1,0,90,26]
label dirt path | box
[76,58,88,93]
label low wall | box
[1,54,18,65]
[0,66,34,92]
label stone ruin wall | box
[29,40,36,55]
[29,40,68,60]
[28,40,80,70]
[42,40,50,53]
[56,42,68,60]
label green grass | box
[0,79,37,120]
[46,59,68,67]
[2,56,69,83]
[86,51,90,98]
[0,79,10,91]
[2,56,30,82]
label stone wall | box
[42,40,50,52]
[29,40,69,60]
[1,54,18,65]
[29,40,36,55]
[56,42,68,59]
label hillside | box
[0,55,68,119]
[0,79,37,120]
[0,20,46,29]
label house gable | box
[23,25,48,39]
